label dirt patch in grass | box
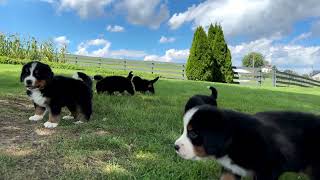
[0,96,56,150]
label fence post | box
[75,56,78,65]
[98,58,102,68]
[258,67,262,86]
[182,64,185,80]
[123,60,127,71]
[151,62,154,74]
[272,67,276,87]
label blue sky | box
[1,0,320,73]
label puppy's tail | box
[93,75,104,81]
[73,72,93,88]
[127,71,133,80]
[207,86,218,99]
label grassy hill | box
[0,64,319,179]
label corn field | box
[0,33,67,62]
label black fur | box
[95,76,134,95]
[93,75,104,81]
[127,71,133,80]
[21,61,92,121]
[20,61,53,84]
[132,76,159,94]
[184,86,218,113]
[75,72,93,88]
[187,105,320,180]
[43,76,92,120]
[94,71,135,95]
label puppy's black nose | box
[174,144,180,151]
[26,80,32,85]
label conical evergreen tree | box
[186,26,210,81]
[211,24,228,82]
[224,47,234,83]
[207,24,220,82]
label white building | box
[312,72,320,81]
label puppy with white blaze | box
[20,61,93,128]
[175,105,320,180]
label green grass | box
[0,64,319,179]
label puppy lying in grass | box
[94,72,135,95]
[131,73,159,94]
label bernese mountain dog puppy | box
[175,105,320,180]
[184,86,218,113]
[20,61,93,128]
[183,86,240,179]
[131,74,159,94]
[94,71,135,95]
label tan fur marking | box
[35,105,46,115]
[193,145,207,157]
[34,80,47,89]
[48,113,60,123]
[220,172,238,180]
[304,166,313,177]
[71,106,87,121]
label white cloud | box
[168,0,320,39]
[144,49,189,62]
[57,0,113,18]
[87,39,109,46]
[44,0,168,28]
[290,32,312,44]
[75,38,111,57]
[115,0,169,29]
[159,36,176,43]
[40,0,55,3]
[106,25,125,32]
[229,38,320,73]
[54,36,70,48]
[75,38,146,59]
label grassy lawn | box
[0,63,319,179]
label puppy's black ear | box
[150,77,159,84]
[20,64,28,82]
[44,64,54,79]
[45,64,54,79]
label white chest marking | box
[217,156,250,177]
[30,89,47,107]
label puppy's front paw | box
[29,115,44,121]
[74,121,83,125]
[62,115,74,120]
[44,121,58,129]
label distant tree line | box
[0,33,67,62]
[186,24,233,83]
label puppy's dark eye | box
[188,131,198,139]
